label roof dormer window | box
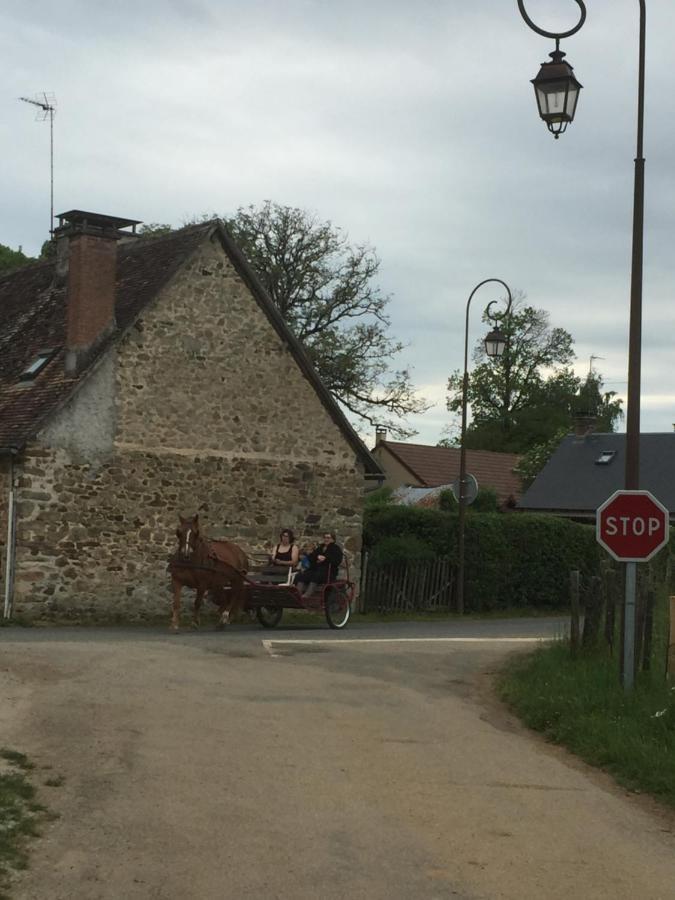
[20,350,54,381]
[595,450,616,465]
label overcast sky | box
[2,0,674,445]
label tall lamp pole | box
[456,279,513,614]
[517,1,647,688]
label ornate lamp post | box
[517,1,647,688]
[456,279,513,615]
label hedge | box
[363,506,601,611]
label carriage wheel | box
[256,606,283,629]
[324,587,350,630]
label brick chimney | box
[54,210,141,375]
[573,414,598,438]
[375,425,388,446]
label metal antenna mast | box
[589,354,605,375]
[19,93,57,235]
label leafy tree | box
[0,243,33,274]
[224,202,427,437]
[573,372,623,431]
[131,206,427,436]
[515,373,623,486]
[138,223,174,236]
[446,295,577,453]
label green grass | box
[498,638,675,807]
[0,750,55,899]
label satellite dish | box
[451,474,479,505]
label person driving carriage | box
[295,531,343,598]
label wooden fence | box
[360,554,454,613]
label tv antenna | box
[19,93,57,236]
[589,354,604,375]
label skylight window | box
[20,350,54,381]
[595,450,616,465]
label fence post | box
[603,565,616,654]
[642,587,654,672]
[582,575,602,649]
[570,570,580,658]
[359,551,369,614]
[668,596,675,683]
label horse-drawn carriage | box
[169,516,354,631]
[245,561,353,630]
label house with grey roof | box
[0,210,380,622]
[518,432,675,521]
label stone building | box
[0,210,381,621]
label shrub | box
[369,535,436,566]
[363,505,601,611]
[471,487,499,513]
[364,486,395,508]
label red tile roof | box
[377,441,522,504]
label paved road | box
[2,617,675,899]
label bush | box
[471,487,499,513]
[369,535,436,566]
[364,486,395,508]
[364,505,601,611]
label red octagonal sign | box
[597,490,670,562]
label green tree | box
[446,296,577,453]
[514,372,624,486]
[132,206,427,437]
[224,202,427,437]
[0,243,33,274]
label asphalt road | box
[2,616,675,899]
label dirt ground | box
[2,622,675,899]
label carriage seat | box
[247,556,297,586]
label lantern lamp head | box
[484,326,507,358]
[531,48,582,138]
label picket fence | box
[359,554,454,613]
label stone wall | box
[12,445,362,621]
[11,233,366,622]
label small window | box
[595,450,616,465]
[20,350,54,381]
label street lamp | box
[517,1,647,689]
[456,279,513,615]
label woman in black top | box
[268,529,299,570]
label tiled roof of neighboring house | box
[0,221,381,474]
[378,441,522,504]
[518,432,675,516]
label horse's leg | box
[228,578,245,625]
[218,590,230,628]
[171,578,182,632]
[192,586,204,630]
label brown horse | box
[168,515,249,632]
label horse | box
[168,514,249,632]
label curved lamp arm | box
[462,279,513,379]
[516,0,586,46]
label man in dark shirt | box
[295,531,343,598]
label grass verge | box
[0,749,57,899]
[498,640,675,807]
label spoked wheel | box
[324,587,350,630]
[256,606,283,629]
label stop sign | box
[596,490,670,562]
